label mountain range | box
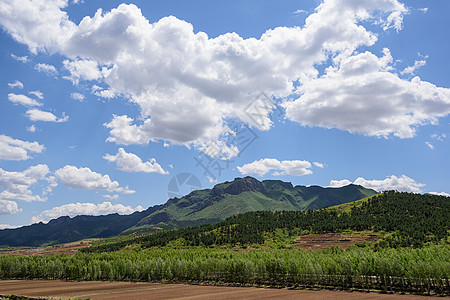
[0,176,376,247]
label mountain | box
[0,176,376,247]
[0,205,162,248]
[133,176,376,229]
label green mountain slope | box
[135,177,377,229]
[0,205,162,247]
[0,176,376,247]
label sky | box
[0,0,449,229]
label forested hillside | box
[134,176,376,229]
[83,191,449,252]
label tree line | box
[1,246,448,295]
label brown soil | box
[0,239,97,257]
[293,233,381,250]
[0,280,435,300]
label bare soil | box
[0,239,97,257]
[293,233,381,250]
[0,280,435,300]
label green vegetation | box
[135,177,376,228]
[0,191,449,295]
[0,246,448,295]
[82,191,449,252]
[0,177,375,247]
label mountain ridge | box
[0,176,376,247]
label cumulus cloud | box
[63,59,102,84]
[103,194,119,200]
[8,80,23,89]
[237,158,314,176]
[26,109,69,122]
[27,125,37,132]
[31,201,144,224]
[293,9,307,15]
[425,142,434,150]
[55,165,135,194]
[284,50,450,139]
[70,92,85,101]
[0,200,22,215]
[35,63,58,76]
[0,223,22,229]
[313,162,324,168]
[400,59,427,75]
[428,192,450,197]
[29,90,44,99]
[328,175,425,193]
[8,93,42,107]
[10,53,28,63]
[103,148,168,174]
[2,0,431,153]
[0,164,53,204]
[431,133,446,141]
[0,134,45,160]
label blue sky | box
[0,0,449,228]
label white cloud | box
[208,176,218,183]
[26,109,69,122]
[425,142,434,150]
[293,9,307,15]
[31,201,144,224]
[237,158,313,176]
[70,92,85,101]
[103,194,119,200]
[428,192,450,197]
[0,223,22,229]
[284,50,450,139]
[8,93,42,107]
[0,134,45,160]
[400,59,427,75]
[419,8,428,13]
[0,164,53,203]
[431,133,446,142]
[35,63,58,76]
[313,162,324,168]
[328,175,425,193]
[27,125,37,132]
[29,90,44,99]
[8,80,23,89]
[63,59,102,84]
[329,179,353,187]
[0,200,22,215]
[94,89,115,99]
[0,0,420,152]
[55,165,135,194]
[10,53,28,63]
[103,148,168,174]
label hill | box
[0,205,161,248]
[133,176,376,230]
[83,191,450,252]
[0,176,376,247]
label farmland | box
[0,280,436,300]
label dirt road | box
[0,280,435,300]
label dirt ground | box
[0,239,97,257]
[293,233,381,250]
[0,280,435,300]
